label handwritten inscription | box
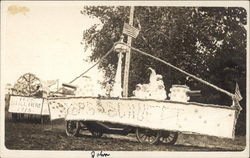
[91,151,110,158]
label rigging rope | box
[69,46,114,84]
[51,41,236,100]
[50,46,114,95]
[117,42,236,99]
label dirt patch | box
[4,119,246,151]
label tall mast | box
[123,6,135,97]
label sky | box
[1,2,103,87]
[1,1,248,90]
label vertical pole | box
[123,6,134,97]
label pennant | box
[122,23,140,38]
[46,79,59,87]
[235,82,243,101]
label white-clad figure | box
[132,67,167,100]
[147,68,167,100]
[148,67,157,83]
[132,84,143,98]
[156,84,167,100]
[141,84,151,99]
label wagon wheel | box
[91,131,103,138]
[15,73,41,96]
[65,121,80,137]
[160,131,178,145]
[136,127,161,145]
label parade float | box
[46,38,242,144]
[8,7,243,145]
[8,73,57,123]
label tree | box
[81,6,247,134]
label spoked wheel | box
[160,131,178,145]
[65,121,80,137]
[14,73,42,96]
[136,127,161,144]
[91,131,103,138]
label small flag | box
[46,79,59,87]
[235,83,243,101]
[122,23,140,38]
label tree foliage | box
[81,6,247,134]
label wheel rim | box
[160,131,178,145]
[136,128,161,144]
[66,121,80,136]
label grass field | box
[4,116,246,151]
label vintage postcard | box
[1,1,249,158]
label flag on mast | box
[235,82,243,101]
[122,23,140,38]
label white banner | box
[48,97,237,138]
[9,95,49,115]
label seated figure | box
[132,67,167,100]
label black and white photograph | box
[0,1,249,158]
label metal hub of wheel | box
[160,131,178,145]
[136,127,161,144]
[65,121,80,137]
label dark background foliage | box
[81,6,247,135]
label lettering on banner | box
[145,104,153,121]
[160,105,185,121]
[107,101,117,117]
[52,99,196,124]
[79,102,86,113]
[118,102,126,118]
[67,104,80,115]
[86,102,95,115]
[127,103,135,119]
[96,100,105,113]
[137,103,146,121]
[9,96,43,114]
